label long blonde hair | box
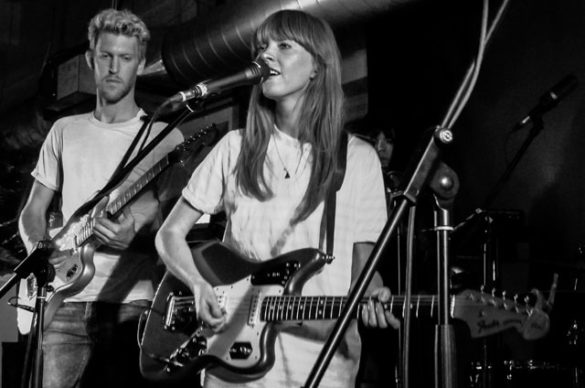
[235,10,345,224]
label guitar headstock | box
[169,122,226,164]
[452,289,550,340]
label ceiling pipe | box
[143,0,415,87]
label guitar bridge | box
[164,292,197,332]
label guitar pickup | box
[229,342,252,360]
[65,264,79,280]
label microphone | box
[166,59,271,104]
[515,74,578,130]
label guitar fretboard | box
[259,295,441,322]
[75,156,171,247]
[166,288,539,339]
[108,157,171,216]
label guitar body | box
[17,198,106,334]
[49,197,107,294]
[139,241,328,383]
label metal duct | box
[156,0,413,87]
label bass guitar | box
[139,241,550,383]
[16,124,222,334]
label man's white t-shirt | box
[32,110,184,303]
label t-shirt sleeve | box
[31,122,63,191]
[181,130,235,215]
[351,142,388,243]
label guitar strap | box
[69,114,151,218]
[103,114,152,191]
[319,131,348,257]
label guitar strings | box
[171,295,530,309]
[170,295,532,320]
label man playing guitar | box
[18,8,183,388]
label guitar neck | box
[75,155,171,247]
[167,286,543,339]
[106,155,171,216]
[260,294,439,322]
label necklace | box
[273,136,303,179]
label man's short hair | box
[87,8,150,60]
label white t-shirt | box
[32,109,184,303]
[182,127,387,388]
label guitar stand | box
[0,241,54,388]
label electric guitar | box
[139,241,550,383]
[16,124,222,334]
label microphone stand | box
[432,174,459,388]
[303,126,454,388]
[0,241,54,388]
[483,117,544,208]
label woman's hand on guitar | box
[93,209,136,249]
[194,282,226,333]
[361,287,400,329]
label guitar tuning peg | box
[489,288,499,306]
[513,294,521,313]
[502,290,507,299]
[480,285,485,294]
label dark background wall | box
[367,0,585,294]
[361,2,585,383]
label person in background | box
[351,117,400,197]
[371,124,400,195]
[155,9,399,388]
[18,8,184,388]
[374,127,394,172]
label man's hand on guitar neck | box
[93,208,137,250]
